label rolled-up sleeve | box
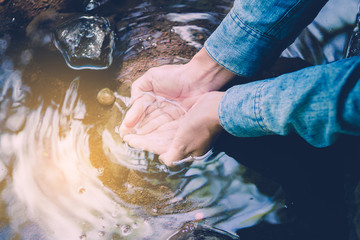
[205,0,328,77]
[219,56,360,147]
[218,80,273,137]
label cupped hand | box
[123,91,225,166]
[119,48,235,137]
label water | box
[84,0,110,12]
[0,0,288,239]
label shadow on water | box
[0,0,358,239]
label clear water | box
[0,0,287,239]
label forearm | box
[205,0,328,77]
[219,56,360,147]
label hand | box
[119,48,234,136]
[123,91,225,166]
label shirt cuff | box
[218,81,274,137]
[204,8,280,77]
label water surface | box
[0,1,287,239]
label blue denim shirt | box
[205,0,360,147]
[218,57,360,147]
[205,0,328,77]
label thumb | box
[159,144,187,167]
[130,70,156,104]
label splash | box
[172,25,210,49]
[166,13,218,24]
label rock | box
[54,15,115,70]
[97,88,115,106]
[0,0,81,32]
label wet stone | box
[54,16,114,70]
[97,88,115,106]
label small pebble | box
[97,88,115,106]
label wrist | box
[184,48,235,93]
[198,91,225,132]
[211,91,225,131]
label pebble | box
[97,88,115,106]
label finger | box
[158,116,206,166]
[159,145,187,167]
[124,120,179,154]
[119,94,155,136]
[160,143,211,167]
[135,98,186,135]
[141,100,184,123]
[136,111,173,135]
[130,68,158,103]
[123,133,168,155]
[138,106,165,128]
[159,100,186,119]
[136,103,180,133]
[173,148,213,166]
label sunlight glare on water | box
[0,78,151,239]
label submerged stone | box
[54,16,114,70]
[97,88,115,106]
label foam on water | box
[166,13,218,24]
[172,25,210,49]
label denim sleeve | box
[218,56,360,147]
[205,0,328,77]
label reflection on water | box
[0,78,150,239]
[0,0,287,239]
[84,0,110,12]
